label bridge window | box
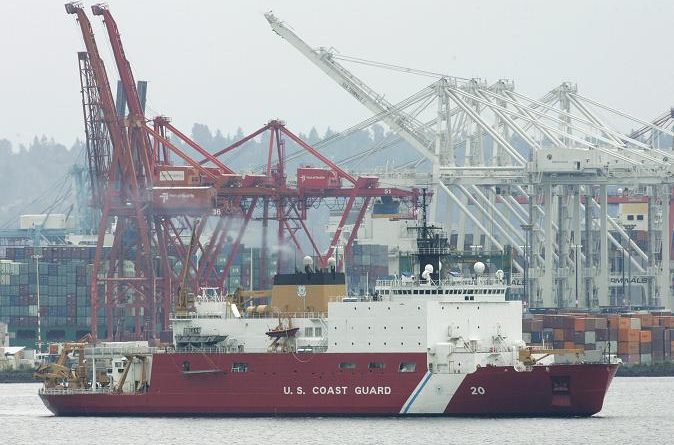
[368,362,385,369]
[182,361,190,372]
[314,327,322,337]
[232,362,248,373]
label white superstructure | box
[169,265,558,374]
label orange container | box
[564,341,575,349]
[618,342,629,354]
[554,329,565,341]
[629,330,640,343]
[640,330,652,343]
[619,318,631,330]
[574,318,586,331]
[618,329,630,342]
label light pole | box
[623,223,636,310]
[33,253,43,354]
[520,224,533,308]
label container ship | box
[35,219,618,417]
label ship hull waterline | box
[39,353,618,417]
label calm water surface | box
[1,378,671,444]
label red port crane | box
[67,3,424,341]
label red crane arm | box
[65,2,127,180]
[91,4,144,120]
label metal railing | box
[375,277,506,287]
[84,346,157,357]
[39,387,122,395]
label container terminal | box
[2,4,674,375]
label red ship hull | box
[39,353,617,417]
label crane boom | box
[65,2,127,182]
[91,4,145,120]
[92,3,154,181]
[265,12,437,163]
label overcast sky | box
[1,0,673,148]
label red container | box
[297,167,340,191]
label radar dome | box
[473,262,486,275]
[327,257,337,267]
[424,264,434,274]
[303,256,314,267]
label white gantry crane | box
[266,12,674,309]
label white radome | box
[473,262,486,275]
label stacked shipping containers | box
[523,311,674,365]
[0,247,97,348]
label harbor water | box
[1,378,672,444]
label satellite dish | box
[474,262,486,275]
[495,269,505,280]
[424,264,434,274]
